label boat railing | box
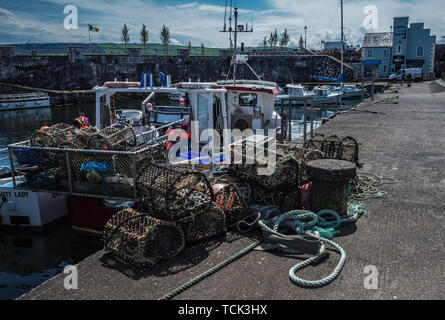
[0,92,48,101]
[136,119,185,144]
[7,138,165,201]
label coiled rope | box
[349,172,397,200]
[159,204,366,299]
[257,203,366,287]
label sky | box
[0,0,444,48]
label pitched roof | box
[363,32,393,48]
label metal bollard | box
[307,159,356,216]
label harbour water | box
[0,97,361,300]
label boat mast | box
[340,0,344,87]
[233,7,238,84]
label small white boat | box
[116,109,143,126]
[331,85,366,99]
[0,92,50,111]
[0,173,66,232]
[275,84,315,105]
[311,86,343,104]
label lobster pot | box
[133,142,167,169]
[277,144,325,184]
[104,208,185,267]
[176,202,226,243]
[247,183,300,211]
[303,134,359,164]
[212,182,251,225]
[87,122,137,151]
[30,123,73,148]
[60,126,98,149]
[137,162,215,221]
[229,151,300,190]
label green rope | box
[159,241,261,300]
[158,203,366,298]
[257,203,366,287]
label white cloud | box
[1,0,444,47]
[170,38,181,46]
[0,8,15,17]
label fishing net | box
[30,123,73,147]
[63,150,132,197]
[104,208,185,267]
[87,122,137,151]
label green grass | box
[6,42,221,56]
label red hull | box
[66,195,120,236]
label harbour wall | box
[0,46,354,92]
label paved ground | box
[21,82,445,300]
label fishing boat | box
[0,92,50,111]
[275,84,315,105]
[0,172,67,232]
[331,85,367,99]
[311,86,343,104]
[4,5,285,236]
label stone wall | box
[0,46,353,91]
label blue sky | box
[0,0,444,47]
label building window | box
[417,46,423,57]
[367,49,372,58]
[397,43,402,54]
[384,65,387,73]
[384,49,389,58]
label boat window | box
[198,94,209,130]
[122,111,141,118]
[239,93,257,106]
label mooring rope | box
[257,203,366,287]
[158,203,366,299]
[349,172,397,200]
[159,241,261,300]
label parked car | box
[389,68,423,82]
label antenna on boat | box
[340,0,344,87]
[220,4,254,83]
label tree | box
[201,42,205,55]
[299,34,304,48]
[268,29,278,49]
[121,24,130,47]
[160,25,170,54]
[263,36,268,50]
[140,24,149,48]
[187,40,192,51]
[279,28,290,48]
